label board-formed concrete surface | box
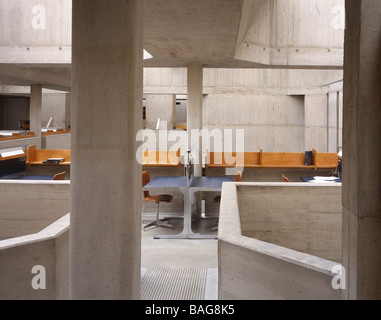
[218,182,343,300]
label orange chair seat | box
[144,194,173,203]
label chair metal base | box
[143,202,174,231]
[144,218,173,231]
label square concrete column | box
[343,0,381,300]
[187,64,203,177]
[65,93,71,130]
[30,84,42,147]
[70,0,143,300]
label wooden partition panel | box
[142,148,181,167]
[27,146,71,166]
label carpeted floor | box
[141,268,218,300]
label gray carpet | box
[141,268,217,300]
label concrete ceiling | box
[1,0,259,91]
[0,0,344,92]
[143,0,245,67]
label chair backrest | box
[142,171,151,198]
[236,171,242,182]
[53,171,66,180]
[282,174,290,182]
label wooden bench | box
[314,152,339,169]
[206,149,338,170]
[261,152,314,169]
[142,148,181,168]
[27,145,71,166]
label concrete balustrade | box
[0,181,70,241]
[0,214,70,300]
[218,182,343,300]
[0,180,70,300]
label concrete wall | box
[0,136,41,150]
[218,182,343,300]
[0,181,70,240]
[42,93,67,129]
[305,91,343,152]
[0,96,29,130]
[238,184,342,262]
[41,133,71,150]
[235,0,345,67]
[203,94,305,152]
[145,95,176,130]
[0,214,70,300]
[205,167,336,215]
[0,0,71,64]
[144,68,343,153]
[144,68,344,95]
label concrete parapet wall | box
[42,133,71,150]
[0,181,70,240]
[218,182,344,300]
[0,137,41,150]
[0,214,70,300]
[205,167,336,215]
[238,183,342,262]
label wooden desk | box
[144,176,231,239]
[27,145,71,166]
[0,148,27,178]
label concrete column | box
[343,0,381,300]
[70,0,143,300]
[304,94,328,152]
[327,92,338,153]
[187,64,203,176]
[30,84,42,146]
[65,93,71,130]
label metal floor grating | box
[141,268,216,300]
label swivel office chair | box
[282,174,290,182]
[214,171,242,204]
[53,171,66,180]
[142,171,174,231]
